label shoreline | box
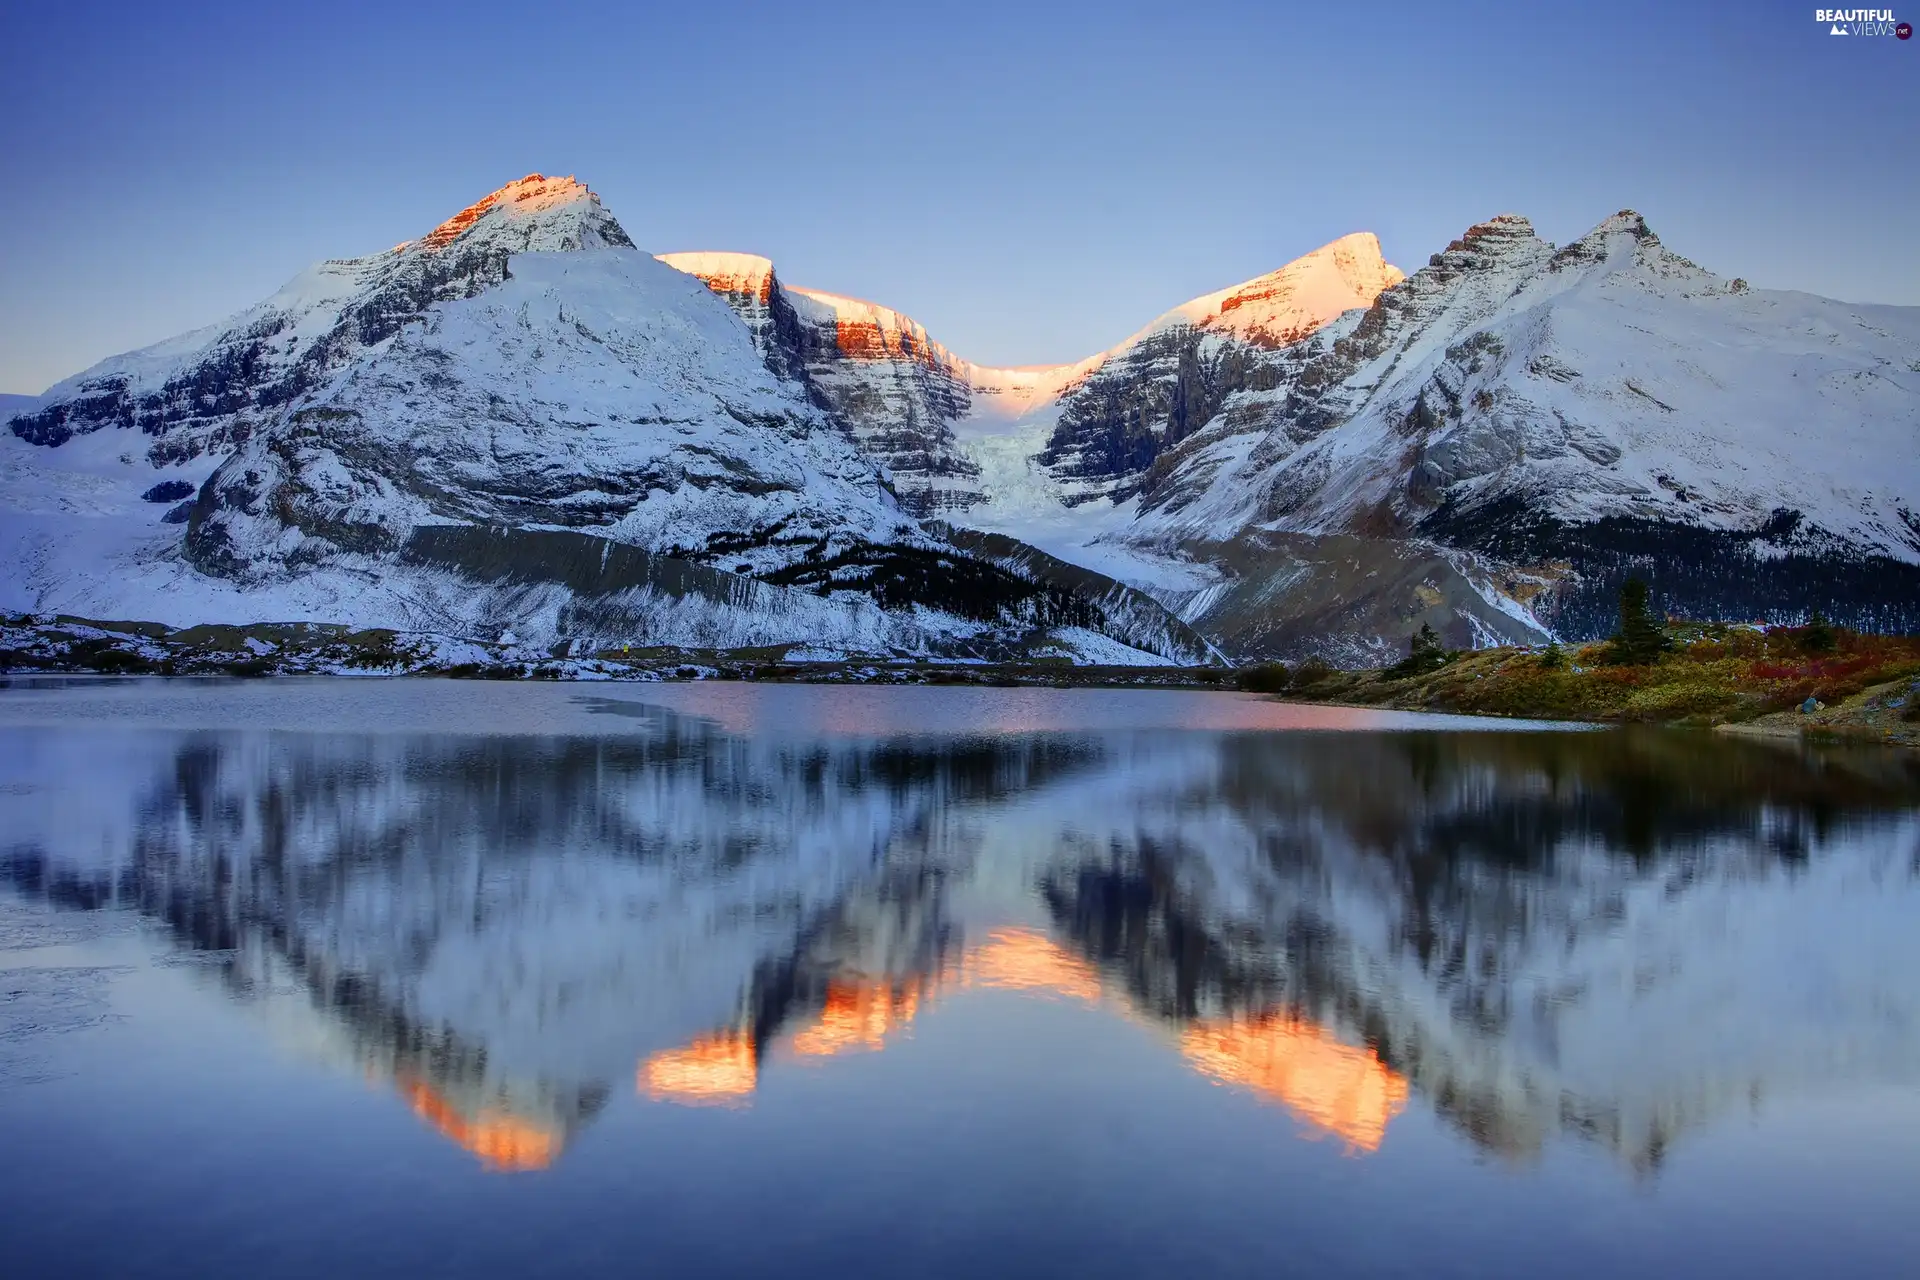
[5,613,1917,748]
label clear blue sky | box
[2,0,1915,392]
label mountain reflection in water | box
[4,701,1918,1179]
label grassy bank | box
[1267,622,1920,746]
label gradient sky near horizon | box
[1,0,1915,393]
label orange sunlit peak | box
[640,1028,758,1106]
[1179,1013,1408,1153]
[417,174,592,250]
[399,1078,560,1172]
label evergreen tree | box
[1611,578,1669,664]
[1411,622,1443,664]
[1800,611,1836,654]
[1389,622,1448,677]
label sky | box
[1,0,1916,392]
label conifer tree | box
[1389,622,1448,677]
[1800,611,1836,654]
[1612,578,1668,664]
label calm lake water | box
[3,678,1919,1278]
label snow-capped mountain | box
[8,175,1916,661]
[11,175,634,463]
[1032,232,1405,508]
[0,177,1204,663]
[1118,212,1920,647]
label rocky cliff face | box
[658,252,998,515]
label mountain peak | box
[1547,208,1677,274]
[1446,214,1538,252]
[406,174,632,255]
[1169,232,1405,349]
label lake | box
[2,678,1918,1278]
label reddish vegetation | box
[1311,622,1920,731]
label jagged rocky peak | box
[1546,208,1710,280]
[1438,213,1540,258]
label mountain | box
[1118,212,1920,649]
[656,251,1092,517]
[0,177,1206,664]
[11,175,635,463]
[658,233,1402,515]
[8,175,1916,664]
[1031,232,1405,508]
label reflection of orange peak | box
[400,1078,559,1172]
[959,927,1104,1004]
[640,1029,758,1106]
[1179,1014,1407,1152]
[790,981,924,1059]
[636,929,1404,1156]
